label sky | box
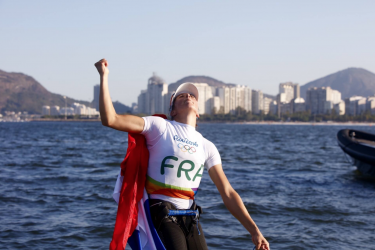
[1,0,375,106]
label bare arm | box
[94,59,144,133]
[208,164,270,250]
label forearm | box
[99,74,117,126]
[94,58,144,133]
[209,164,270,249]
[222,189,261,236]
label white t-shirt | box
[140,116,221,209]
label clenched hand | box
[94,58,109,77]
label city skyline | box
[134,72,375,117]
[37,74,375,118]
[2,64,374,117]
[89,66,375,110]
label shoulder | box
[142,116,168,124]
[141,116,168,136]
[202,136,214,147]
[201,137,221,170]
[202,137,219,154]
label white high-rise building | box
[334,101,345,115]
[263,97,273,115]
[42,106,50,116]
[73,103,87,115]
[279,93,287,103]
[229,87,236,113]
[137,74,168,114]
[279,82,295,104]
[71,102,86,115]
[294,84,300,99]
[235,85,251,111]
[217,85,251,114]
[137,90,147,114]
[278,82,301,115]
[193,83,217,115]
[51,106,60,116]
[60,107,74,115]
[217,87,230,114]
[357,98,367,115]
[293,98,306,113]
[331,90,342,104]
[93,84,100,111]
[323,89,343,113]
[306,87,343,115]
[146,74,168,114]
[211,96,221,114]
[244,87,252,112]
[206,86,216,114]
[87,107,99,116]
[367,97,375,115]
[194,83,209,115]
[344,96,366,116]
[252,90,263,114]
[269,101,278,115]
[235,86,244,111]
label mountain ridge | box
[300,67,375,99]
[0,69,131,114]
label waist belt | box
[168,209,200,218]
[149,199,203,237]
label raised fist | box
[94,59,109,76]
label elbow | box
[222,186,237,203]
[101,119,110,127]
[101,116,115,127]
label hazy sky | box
[1,0,374,106]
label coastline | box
[197,121,375,126]
[3,118,371,126]
[30,118,101,122]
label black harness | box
[149,199,203,239]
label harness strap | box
[168,209,201,235]
[150,199,203,237]
[168,209,199,217]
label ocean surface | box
[1,122,375,250]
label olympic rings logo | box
[177,143,196,154]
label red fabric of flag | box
[109,114,167,250]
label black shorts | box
[149,199,208,250]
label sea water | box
[1,122,375,250]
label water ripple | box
[1,122,375,249]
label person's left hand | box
[251,231,270,250]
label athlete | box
[95,58,270,250]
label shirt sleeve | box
[204,139,222,170]
[141,116,167,147]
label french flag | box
[113,171,166,250]
[110,115,168,250]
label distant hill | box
[113,101,132,114]
[168,75,275,99]
[0,69,130,114]
[300,68,375,99]
[168,75,233,92]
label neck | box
[173,113,197,128]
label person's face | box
[171,92,199,118]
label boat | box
[337,129,375,178]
